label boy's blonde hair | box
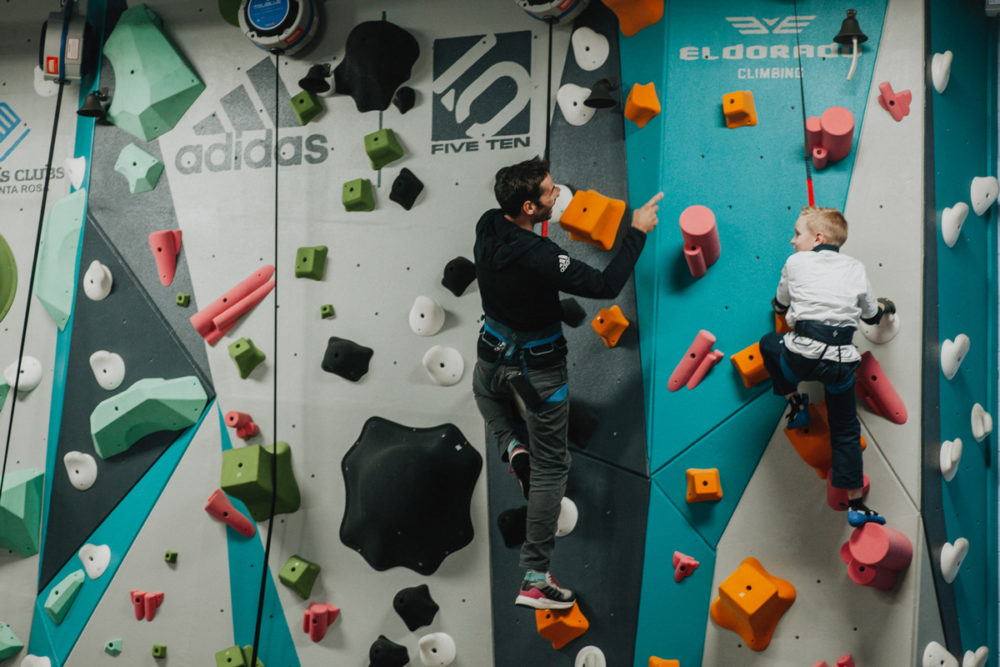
[800,206,848,246]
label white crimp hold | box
[422,346,464,386]
[417,632,457,667]
[20,656,53,667]
[940,334,969,380]
[557,84,597,127]
[64,156,87,190]
[923,641,958,667]
[962,646,989,667]
[89,350,126,390]
[931,50,953,94]
[939,438,962,482]
[556,496,579,537]
[550,184,574,224]
[859,311,900,345]
[970,176,999,216]
[83,260,113,300]
[571,27,610,72]
[940,537,969,584]
[575,646,607,667]
[78,543,112,579]
[3,356,42,393]
[941,202,968,248]
[971,402,993,443]
[63,451,98,491]
[408,296,445,337]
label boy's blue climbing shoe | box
[786,393,811,429]
[847,500,886,527]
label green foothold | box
[0,233,18,325]
[215,646,246,667]
[364,128,404,170]
[278,554,321,599]
[294,245,327,280]
[0,622,24,660]
[228,337,266,379]
[44,569,86,624]
[343,178,375,212]
[0,468,44,557]
[105,638,123,656]
[241,646,265,667]
[152,643,167,659]
[90,376,209,459]
[220,442,300,522]
[320,304,335,319]
[164,550,178,564]
[34,188,87,330]
[103,5,206,141]
[114,143,164,193]
[176,292,191,307]
[290,90,321,126]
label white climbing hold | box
[970,176,998,216]
[932,51,953,94]
[63,451,98,491]
[859,311,900,345]
[940,334,969,380]
[971,402,993,442]
[940,537,969,584]
[20,656,53,667]
[64,156,87,190]
[89,350,125,390]
[417,632,456,667]
[939,438,962,482]
[550,184,574,224]
[557,84,596,127]
[409,296,445,337]
[78,543,111,579]
[4,356,42,393]
[962,646,989,667]
[923,641,959,667]
[941,202,968,248]
[555,496,578,537]
[33,66,59,97]
[571,27,609,72]
[83,260,113,300]
[575,646,606,667]
[422,346,464,386]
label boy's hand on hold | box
[877,297,896,315]
[631,192,664,233]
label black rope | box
[793,0,815,206]
[544,17,554,162]
[249,50,282,667]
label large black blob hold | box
[393,583,439,631]
[497,505,527,548]
[442,256,476,297]
[322,337,373,381]
[341,417,482,575]
[333,21,420,112]
[369,635,409,667]
[560,297,586,328]
[389,167,424,210]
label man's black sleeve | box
[526,227,647,299]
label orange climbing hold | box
[775,312,791,334]
[730,342,770,388]
[648,659,680,667]
[710,557,796,652]
[535,602,589,650]
[723,90,757,128]
[624,82,660,129]
[591,305,630,347]
[784,400,867,479]
[601,0,664,37]
[685,468,722,503]
[560,189,627,251]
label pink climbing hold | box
[804,107,854,169]
[672,551,700,582]
[668,330,716,391]
[303,602,340,642]
[679,205,721,279]
[813,654,855,667]
[130,590,163,621]
[825,471,870,511]
[204,488,256,538]
[686,349,724,390]
[190,266,275,345]
[149,230,182,286]
[225,410,260,439]
[877,81,911,122]
[854,350,907,424]
[811,146,828,171]
[840,522,913,591]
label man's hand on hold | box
[631,192,664,233]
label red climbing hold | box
[148,230,182,286]
[303,602,340,642]
[204,488,256,538]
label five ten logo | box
[430,31,533,155]
[725,16,815,35]
[174,58,330,175]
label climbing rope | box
[793,0,816,206]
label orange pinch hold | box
[601,0,664,37]
[669,329,716,391]
[624,82,661,128]
[591,305,630,347]
[648,659,680,667]
[148,230,182,286]
[559,189,627,251]
[722,90,757,128]
[710,557,796,652]
[685,467,722,503]
[729,341,770,388]
[535,602,589,650]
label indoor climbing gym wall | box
[0,0,996,666]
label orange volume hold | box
[535,602,589,650]
[591,305,630,347]
[710,557,796,651]
[559,189,627,251]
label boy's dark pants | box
[759,332,863,490]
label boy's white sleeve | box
[857,276,880,319]
[775,263,791,307]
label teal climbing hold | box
[0,468,44,557]
[220,442,301,522]
[0,233,16,324]
[294,246,327,280]
[44,569,85,624]
[342,178,375,211]
[0,621,24,660]
[0,379,8,415]
[114,143,164,193]
[33,188,86,330]
[104,638,123,656]
[278,554,320,599]
[228,338,266,379]
[290,90,321,126]
[103,4,206,141]
[364,128,404,170]
[89,376,209,459]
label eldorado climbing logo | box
[430,31,532,155]
[0,103,30,163]
[173,58,330,175]
[725,16,815,34]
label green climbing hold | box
[0,233,17,325]
[278,554,321,599]
[290,90,321,126]
[44,569,86,624]
[215,646,246,667]
[0,622,24,660]
[34,188,87,330]
[164,550,178,564]
[294,246,327,280]
[228,337,266,379]
[220,441,301,522]
[364,128,404,170]
[114,143,164,193]
[241,646,265,667]
[0,468,44,557]
[343,178,374,212]
[176,292,190,307]
[152,643,167,658]
[105,638,123,656]
[320,304,335,319]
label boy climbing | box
[759,206,895,527]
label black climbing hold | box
[333,21,420,112]
[441,256,476,297]
[392,86,415,114]
[341,417,482,575]
[369,635,409,667]
[322,337,373,382]
[497,505,527,548]
[569,402,598,449]
[393,583,439,631]
[560,297,586,328]
[389,168,424,210]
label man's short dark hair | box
[494,156,550,217]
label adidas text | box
[174,130,330,175]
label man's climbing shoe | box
[508,444,530,500]
[786,393,811,429]
[847,500,886,527]
[515,571,576,610]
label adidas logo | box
[174,58,330,175]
